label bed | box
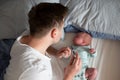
[53,0,120,80]
[0,0,120,80]
[52,33,120,80]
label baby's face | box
[73,32,92,46]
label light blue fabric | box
[72,46,96,80]
[64,25,120,40]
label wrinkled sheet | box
[64,0,120,40]
[52,33,120,80]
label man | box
[4,3,82,80]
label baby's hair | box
[79,31,92,37]
[86,32,92,37]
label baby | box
[71,32,97,80]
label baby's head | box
[73,32,92,46]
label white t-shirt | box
[4,32,52,80]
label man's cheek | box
[60,29,64,40]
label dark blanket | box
[0,39,15,80]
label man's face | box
[54,22,64,43]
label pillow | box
[64,0,120,40]
[0,0,59,39]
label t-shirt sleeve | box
[19,67,52,80]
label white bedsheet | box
[64,0,120,37]
[52,33,120,80]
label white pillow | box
[64,0,120,38]
[0,0,59,39]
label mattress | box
[52,33,120,80]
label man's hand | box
[89,48,96,54]
[47,46,71,58]
[63,52,82,80]
[56,47,71,58]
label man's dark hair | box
[28,3,68,37]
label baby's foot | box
[85,68,97,80]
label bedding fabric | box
[64,0,120,40]
[0,39,15,80]
[64,25,120,40]
[52,33,120,80]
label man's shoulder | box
[10,40,30,55]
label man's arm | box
[47,47,82,80]
[47,46,58,56]
[47,46,72,58]
[64,53,82,80]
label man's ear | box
[51,28,58,39]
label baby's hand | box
[57,47,71,58]
[89,48,96,54]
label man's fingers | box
[60,47,68,51]
[73,53,78,64]
[73,52,81,66]
[60,47,71,58]
[78,58,81,65]
[69,55,74,65]
[66,47,71,51]
[58,52,65,58]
